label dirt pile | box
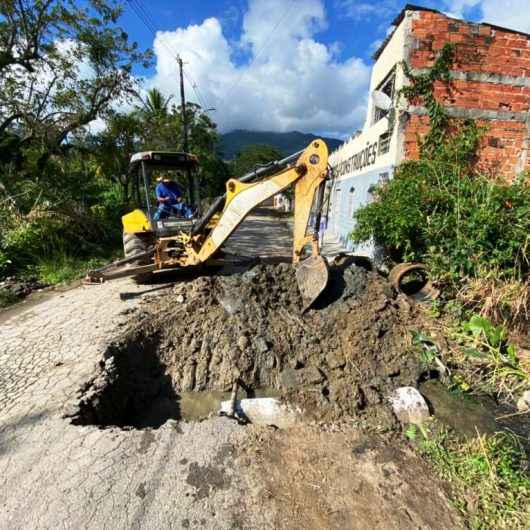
[70,261,424,430]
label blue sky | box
[122,0,485,75]
[115,0,527,137]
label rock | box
[237,335,249,350]
[218,293,243,315]
[253,337,269,354]
[175,294,185,303]
[219,397,300,429]
[516,390,530,412]
[389,386,430,426]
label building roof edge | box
[372,3,530,62]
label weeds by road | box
[411,303,530,529]
[409,425,530,529]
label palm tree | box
[141,88,173,117]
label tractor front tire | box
[123,232,154,284]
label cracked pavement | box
[0,212,292,530]
[0,278,265,529]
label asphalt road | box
[0,212,292,530]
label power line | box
[127,0,157,37]
[183,69,209,110]
[126,0,212,111]
[128,0,177,61]
[221,0,296,105]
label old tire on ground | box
[123,232,154,284]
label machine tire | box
[122,232,154,283]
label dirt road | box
[0,211,460,529]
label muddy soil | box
[70,260,424,430]
[234,424,461,530]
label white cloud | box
[146,0,371,137]
[335,0,399,22]
[369,38,383,55]
[445,0,530,33]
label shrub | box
[0,197,125,281]
[351,159,530,286]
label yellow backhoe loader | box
[86,140,330,310]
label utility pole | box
[177,55,199,209]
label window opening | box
[373,69,395,124]
[378,132,391,155]
[348,186,355,217]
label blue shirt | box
[155,181,182,204]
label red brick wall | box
[403,9,530,179]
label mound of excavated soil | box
[70,261,424,430]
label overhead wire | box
[127,0,158,37]
[126,0,213,111]
[183,69,211,111]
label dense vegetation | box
[352,156,530,285]
[0,1,285,291]
[351,44,530,306]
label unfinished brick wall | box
[403,9,530,179]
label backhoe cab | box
[87,141,330,310]
[124,150,199,237]
[119,151,199,279]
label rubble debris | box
[388,262,439,301]
[69,262,425,430]
[389,386,430,426]
[219,398,300,429]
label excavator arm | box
[183,140,329,309]
[184,140,329,265]
[87,141,330,309]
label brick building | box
[324,4,530,257]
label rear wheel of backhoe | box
[123,232,154,284]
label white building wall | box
[323,10,416,259]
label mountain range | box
[219,130,343,159]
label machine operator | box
[153,176,193,220]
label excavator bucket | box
[295,255,329,312]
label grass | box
[458,276,530,334]
[410,303,530,529]
[414,306,529,402]
[414,425,530,529]
[448,316,529,400]
[21,254,111,285]
[0,251,119,309]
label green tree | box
[232,144,283,178]
[92,111,143,202]
[0,0,152,189]
[140,88,173,117]
[131,99,226,198]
